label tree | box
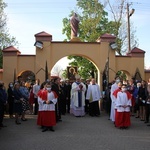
[0,0,18,68]
[62,0,117,79]
[105,0,138,54]
[116,70,127,81]
[62,0,138,80]
[62,0,117,42]
[67,56,97,79]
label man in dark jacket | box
[65,79,71,113]
[0,81,7,128]
[51,77,62,122]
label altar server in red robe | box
[115,84,132,129]
[37,82,58,132]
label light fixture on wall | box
[109,42,117,50]
[34,41,43,49]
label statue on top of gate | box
[70,13,80,40]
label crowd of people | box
[0,75,150,132]
[0,75,102,131]
[106,77,150,129]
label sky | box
[4,0,150,69]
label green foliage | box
[61,69,68,79]
[0,0,18,68]
[67,55,97,79]
[62,0,138,79]
[62,0,117,42]
[116,71,127,81]
[62,0,118,78]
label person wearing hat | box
[70,75,86,117]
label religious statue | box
[70,13,80,39]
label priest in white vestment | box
[86,78,102,116]
[70,75,86,117]
[110,77,120,122]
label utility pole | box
[127,3,131,53]
[127,3,135,53]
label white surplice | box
[86,84,102,102]
[110,83,118,121]
[115,92,131,112]
[38,92,57,111]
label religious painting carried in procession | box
[67,66,78,81]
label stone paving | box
[0,112,150,150]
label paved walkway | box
[0,112,150,150]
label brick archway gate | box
[2,31,146,89]
[34,32,117,87]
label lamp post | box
[127,3,135,53]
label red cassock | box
[37,89,57,127]
[128,84,135,107]
[29,89,34,105]
[115,111,131,128]
[40,111,56,127]
[115,91,132,128]
[113,88,121,98]
[37,89,43,126]
[131,96,135,107]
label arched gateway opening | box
[51,55,100,83]
[17,70,35,83]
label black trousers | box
[145,104,150,122]
[85,100,89,114]
[34,98,38,115]
[61,98,66,115]
[55,98,62,122]
[8,101,14,115]
[66,98,70,113]
[89,101,100,116]
[0,104,5,126]
[106,100,111,115]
